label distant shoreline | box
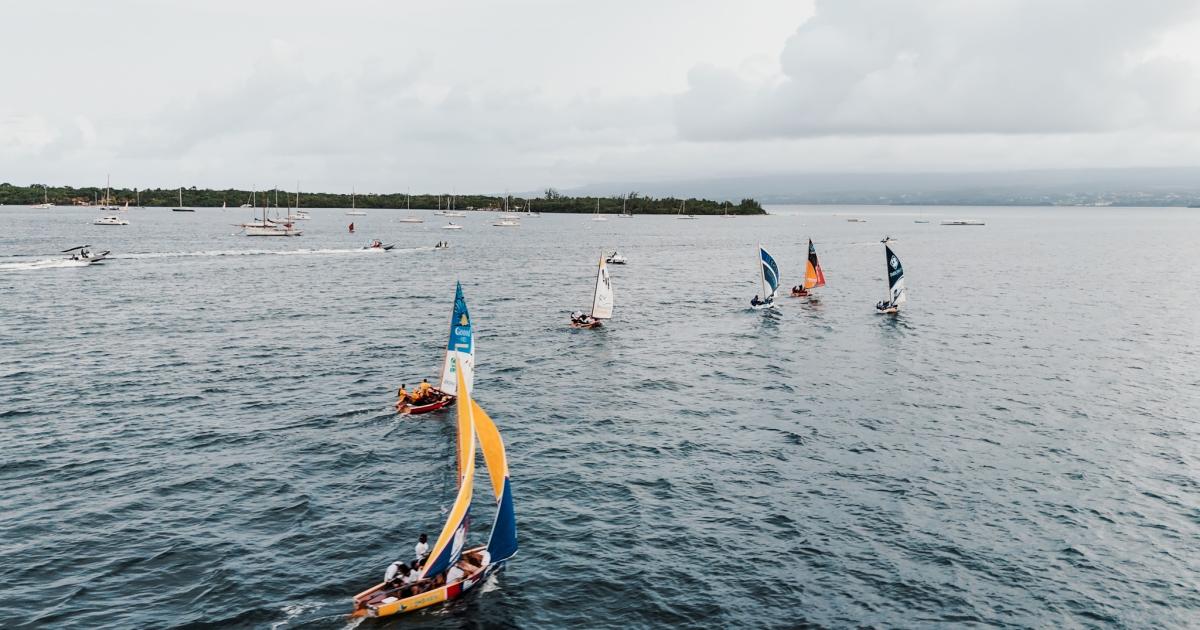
[0,184,765,216]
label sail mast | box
[590,251,602,316]
[758,244,767,298]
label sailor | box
[416,379,433,402]
[414,533,429,565]
[384,561,410,585]
[751,295,761,307]
[396,384,410,410]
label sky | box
[3,0,1200,193]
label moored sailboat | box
[352,361,516,618]
[397,282,474,415]
[790,239,826,297]
[875,237,907,314]
[750,245,780,309]
[570,253,614,328]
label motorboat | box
[941,220,986,226]
[364,240,395,251]
[62,245,110,264]
[434,241,451,250]
[93,215,129,226]
[493,218,519,227]
[443,223,464,230]
[605,251,627,265]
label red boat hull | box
[399,390,456,415]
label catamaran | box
[352,360,516,618]
[397,282,474,415]
[790,239,826,297]
[570,253,613,328]
[875,237,907,314]
[750,245,780,310]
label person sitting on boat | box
[876,300,892,311]
[416,378,433,402]
[384,561,411,587]
[395,384,411,410]
[750,295,763,307]
[413,533,429,567]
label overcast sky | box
[4,0,1200,193]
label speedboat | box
[605,251,627,265]
[62,245,110,264]
[364,240,395,251]
[493,218,519,227]
[442,223,464,230]
[434,241,450,250]
[93,215,129,226]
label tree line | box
[0,183,765,215]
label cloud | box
[675,0,1200,140]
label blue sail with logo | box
[438,282,474,396]
[884,244,907,306]
[759,246,781,299]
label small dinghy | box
[875,237,907,314]
[790,239,825,297]
[749,245,780,310]
[352,360,516,618]
[396,282,474,416]
[571,253,613,328]
[62,245,110,264]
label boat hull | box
[570,320,602,329]
[398,390,455,415]
[789,288,810,297]
[875,306,899,314]
[351,547,504,618]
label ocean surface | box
[1,204,1197,629]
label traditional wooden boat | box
[750,245,780,310]
[570,253,613,328]
[790,238,825,297]
[875,237,907,314]
[397,282,474,415]
[352,362,517,618]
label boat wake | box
[0,258,92,271]
[114,247,417,259]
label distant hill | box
[562,168,1200,207]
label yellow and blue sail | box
[470,398,518,562]
[438,282,474,396]
[760,246,781,296]
[419,365,476,580]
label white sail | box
[590,255,614,319]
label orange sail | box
[803,239,826,290]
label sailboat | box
[790,239,826,297]
[750,245,780,309]
[172,188,194,212]
[238,190,302,236]
[399,193,424,223]
[31,185,53,209]
[723,202,736,218]
[591,199,607,221]
[101,175,117,211]
[397,283,475,415]
[618,196,633,218]
[346,188,367,216]
[570,253,614,328]
[875,237,907,314]
[676,200,696,219]
[292,184,310,220]
[352,354,516,618]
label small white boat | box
[93,215,129,226]
[62,245,109,264]
[443,223,464,230]
[493,218,520,227]
[171,187,192,212]
[32,185,53,209]
[941,220,985,226]
[750,245,780,310]
[605,251,627,265]
[346,188,366,215]
[846,218,867,223]
[875,237,907,314]
[399,216,424,223]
